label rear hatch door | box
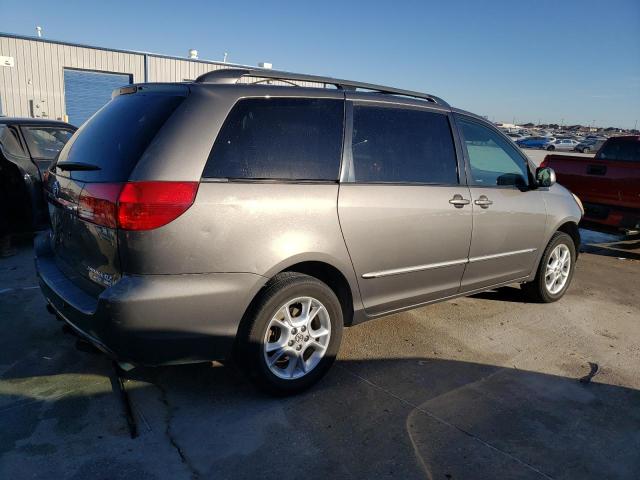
[44,85,188,296]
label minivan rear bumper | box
[35,232,265,366]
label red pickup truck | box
[541,135,640,235]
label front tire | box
[522,232,576,303]
[237,272,343,395]
[546,145,555,151]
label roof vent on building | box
[258,62,273,70]
[188,49,198,59]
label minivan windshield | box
[55,92,185,182]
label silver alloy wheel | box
[263,296,331,380]
[545,244,571,295]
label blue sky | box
[1,0,639,128]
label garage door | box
[64,69,132,126]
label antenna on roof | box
[35,26,43,38]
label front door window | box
[457,118,529,188]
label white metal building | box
[0,32,320,126]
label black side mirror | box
[536,167,556,187]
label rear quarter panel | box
[118,182,364,310]
[122,84,363,312]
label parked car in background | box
[0,118,76,232]
[517,136,555,149]
[542,135,640,234]
[574,138,606,153]
[36,69,582,394]
[546,138,580,151]
[507,133,527,142]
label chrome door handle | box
[449,194,471,208]
[474,195,493,209]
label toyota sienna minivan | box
[37,68,583,394]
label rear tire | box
[582,147,590,153]
[522,232,576,303]
[237,272,343,395]
[546,145,555,151]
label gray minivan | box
[37,69,583,393]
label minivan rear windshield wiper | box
[55,161,101,171]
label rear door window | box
[349,105,458,184]
[55,92,185,182]
[203,98,344,181]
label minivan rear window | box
[55,93,185,182]
[203,98,344,181]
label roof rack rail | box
[194,68,449,107]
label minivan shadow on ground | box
[469,285,528,304]
[1,334,639,479]
[1,240,639,479]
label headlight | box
[572,193,585,216]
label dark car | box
[574,138,606,153]
[0,118,76,232]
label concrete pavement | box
[0,231,638,479]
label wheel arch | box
[242,256,358,330]
[526,218,581,283]
[556,221,581,257]
[278,261,355,327]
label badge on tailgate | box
[87,266,114,287]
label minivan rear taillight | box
[118,181,198,230]
[78,183,121,228]
[78,181,198,231]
